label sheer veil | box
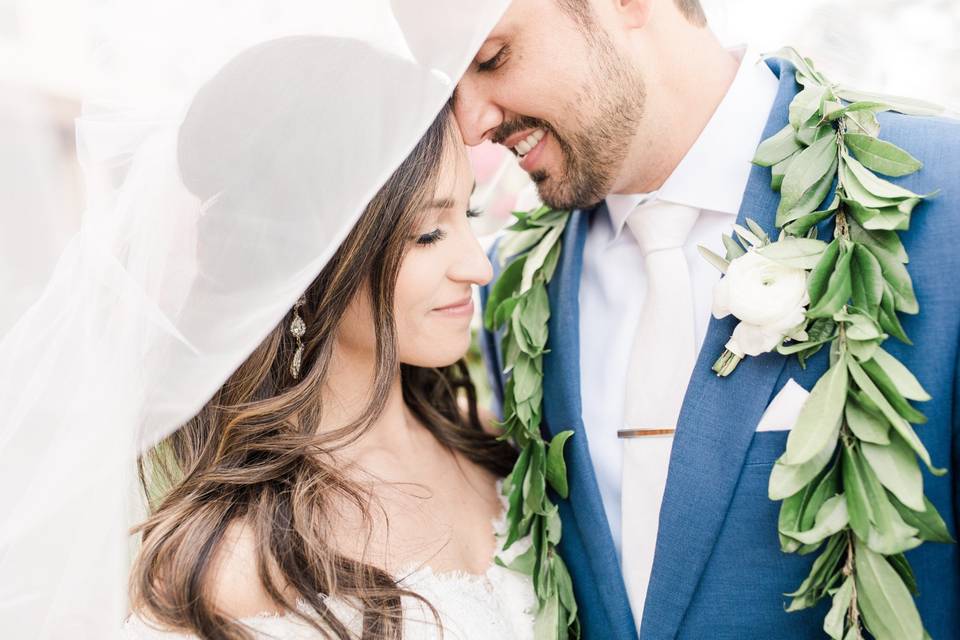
[0,2,509,636]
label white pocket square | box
[756,378,810,432]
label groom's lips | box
[500,127,539,150]
[518,131,548,173]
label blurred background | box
[2,0,958,394]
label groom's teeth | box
[513,128,545,157]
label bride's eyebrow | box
[426,181,477,210]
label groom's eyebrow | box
[426,181,477,209]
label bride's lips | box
[432,296,474,317]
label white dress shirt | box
[578,46,779,558]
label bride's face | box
[340,138,493,368]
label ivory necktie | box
[619,200,700,631]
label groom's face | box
[454,0,645,210]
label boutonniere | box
[701,223,820,375]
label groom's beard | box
[496,41,646,211]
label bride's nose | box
[448,231,494,286]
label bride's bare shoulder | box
[204,520,286,618]
[124,520,281,638]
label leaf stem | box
[843,532,864,639]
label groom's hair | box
[557,0,706,28]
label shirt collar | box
[605,45,780,239]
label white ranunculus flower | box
[712,249,810,357]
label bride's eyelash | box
[416,209,482,245]
[416,229,446,245]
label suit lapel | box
[543,207,638,639]
[639,59,801,639]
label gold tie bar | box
[617,428,676,438]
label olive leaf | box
[847,358,943,476]
[854,539,924,640]
[785,534,845,611]
[784,195,838,236]
[722,233,747,260]
[848,218,908,263]
[769,438,836,501]
[860,358,927,425]
[545,430,574,499]
[499,226,549,266]
[697,245,729,273]
[861,431,924,512]
[771,155,795,191]
[807,238,840,307]
[807,246,852,318]
[867,244,918,314]
[783,357,847,465]
[484,255,526,329]
[844,391,890,444]
[835,86,943,117]
[844,133,922,177]
[869,348,931,402]
[758,237,827,269]
[781,494,849,545]
[733,223,764,248]
[823,576,854,639]
[845,109,881,137]
[779,460,839,552]
[754,123,803,167]
[778,134,837,219]
[850,244,884,317]
[889,494,955,544]
[521,223,565,293]
[789,84,828,128]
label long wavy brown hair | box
[130,41,517,640]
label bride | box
[123,37,534,640]
[0,2,544,639]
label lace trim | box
[124,479,533,640]
[245,479,515,622]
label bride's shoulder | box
[204,519,288,618]
[125,520,286,638]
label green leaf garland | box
[486,205,578,639]
[752,48,952,640]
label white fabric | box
[121,484,536,640]
[577,44,780,562]
[756,378,810,432]
[0,2,512,637]
[621,201,700,427]
[122,563,535,640]
[619,201,700,629]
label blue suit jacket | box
[479,58,960,639]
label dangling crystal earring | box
[289,295,307,379]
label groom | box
[455,0,960,638]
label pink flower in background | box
[466,140,534,228]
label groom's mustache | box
[492,116,555,149]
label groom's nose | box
[453,76,504,147]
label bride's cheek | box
[393,254,435,350]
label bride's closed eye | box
[415,208,483,246]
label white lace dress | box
[123,486,536,640]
